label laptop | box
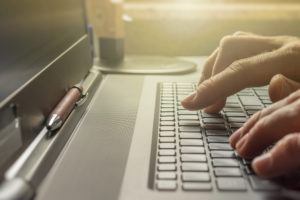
[0,0,299,200]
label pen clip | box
[76,93,88,107]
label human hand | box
[181,32,300,113]
[229,90,300,178]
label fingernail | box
[229,127,243,148]
[236,135,246,149]
[232,127,243,138]
[181,91,197,104]
[252,153,272,175]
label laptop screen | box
[0,0,86,102]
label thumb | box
[269,74,300,102]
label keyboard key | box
[181,163,209,172]
[223,107,243,112]
[180,139,203,146]
[179,126,201,132]
[205,130,228,136]
[225,112,246,117]
[158,156,176,163]
[226,102,240,106]
[203,118,225,124]
[244,105,263,110]
[178,110,198,115]
[160,126,175,131]
[161,97,173,101]
[227,98,239,104]
[249,175,280,191]
[179,132,202,139]
[214,168,242,177]
[159,131,175,137]
[238,93,254,97]
[209,143,233,150]
[207,136,229,143]
[161,101,174,104]
[180,147,205,154]
[224,104,241,108]
[212,159,239,167]
[157,172,177,180]
[247,110,258,115]
[216,178,247,191]
[159,137,175,143]
[162,94,173,97]
[210,151,235,158]
[182,183,212,191]
[161,104,174,108]
[177,105,187,110]
[178,120,200,126]
[203,124,226,130]
[179,115,199,120]
[158,164,176,171]
[259,96,270,100]
[159,143,175,149]
[239,96,261,106]
[156,180,177,190]
[229,123,244,128]
[255,90,268,96]
[160,121,175,126]
[158,149,176,156]
[227,117,247,123]
[182,172,210,182]
[262,99,272,104]
[160,116,175,121]
[161,108,174,112]
[160,112,174,117]
[161,89,172,92]
[201,112,223,118]
[181,154,207,162]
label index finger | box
[182,49,285,110]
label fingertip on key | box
[229,127,243,148]
[252,153,273,178]
[181,92,196,106]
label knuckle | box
[233,31,245,36]
[229,60,244,72]
[220,35,237,48]
[255,110,264,121]
[280,42,300,61]
[280,134,300,156]
[285,41,300,52]
[253,118,266,131]
[199,77,215,91]
[228,60,249,77]
[198,73,208,84]
[287,89,300,103]
[285,42,300,56]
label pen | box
[46,85,83,134]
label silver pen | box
[46,85,83,134]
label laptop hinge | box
[0,67,101,200]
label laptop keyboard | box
[153,82,280,192]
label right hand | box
[181,32,300,112]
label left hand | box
[230,89,300,178]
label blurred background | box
[86,0,300,56]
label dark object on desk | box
[100,38,124,66]
[46,86,83,133]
